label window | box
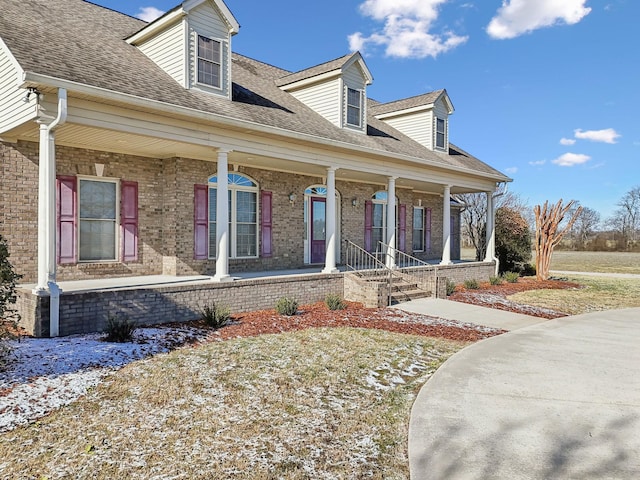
[197,35,221,88]
[79,178,118,261]
[346,88,362,127]
[436,117,446,149]
[413,207,424,252]
[208,173,258,258]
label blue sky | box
[95,0,639,220]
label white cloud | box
[136,6,165,22]
[574,128,621,144]
[560,137,576,146]
[529,160,546,166]
[487,0,591,40]
[552,152,591,167]
[349,0,468,58]
[505,166,518,174]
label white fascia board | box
[0,36,25,85]
[126,9,187,45]
[344,52,373,85]
[21,71,510,183]
[183,0,240,34]
[278,70,342,92]
[374,104,434,120]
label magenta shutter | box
[398,204,406,252]
[364,200,373,252]
[426,207,432,252]
[194,184,209,260]
[120,180,139,262]
[56,175,77,264]
[261,191,272,257]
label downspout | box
[33,88,67,337]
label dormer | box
[370,89,454,152]
[276,52,373,134]
[126,0,240,99]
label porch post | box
[213,149,231,282]
[33,88,66,337]
[484,190,496,262]
[386,176,397,269]
[441,184,452,265]
[322,166,338,273]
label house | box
[0,0,510,337]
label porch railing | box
[343,239,393,305]
[376,240,438,294]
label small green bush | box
[445,279,456,296]
[104,316,136,343]
[325,294,346,311]
[276,297,298,316]
[463,279,480,290]
[503,271,520,283]
[200,302,231,329]
[489,275,503,285]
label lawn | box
[508,276,640,315]
[0,327,465,479]
[549,251,640,274]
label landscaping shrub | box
[445,279,457,296]
[0,235,22,368]
[495,206,532,274]
[489,275,503,285]
[276,297,298,316]
[503,271,520,283]
[104,316,136,343]
[463,279,480,289]
[325,294,346,311]
[200,302,231,329]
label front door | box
[310,197,326,264]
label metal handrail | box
[377,241,437,295]
[343,239,393,305]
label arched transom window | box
[208,173,258,258]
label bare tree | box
[611,186,640,248]
[457,185,530,260]
[534,199,582,281]
[565,203,601,250]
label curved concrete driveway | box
[409,308,640,479]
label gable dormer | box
[127,0,239,99]
[370,90,454,152]
[276,52,373,134]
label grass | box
[549,251,640,275]
[509,276,640,315]
[0,327,464,479]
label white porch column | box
[213,149,232,282]
[484,190,496,262]
[386,176,397,269]
[322,166,338,273]
[441,184,452,265]
[33,88,67,337]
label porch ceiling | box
[6,121,487,194]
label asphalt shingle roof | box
[369,90,446,116]
[0,0,508,180]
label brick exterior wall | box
[2,140,457,283]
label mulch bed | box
[449,277,582,319]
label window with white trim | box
[197,35,221,88]
[413,207,425,252]
[346,88,362,127]
[436,117,446,149]
[208,173,258,259]
[79,178,118,261]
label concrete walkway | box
[407,307,640,480]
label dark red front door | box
[311,197,326,264]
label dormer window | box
[436,117,446,149]
[346,88,362,127]
[197,35,221,88]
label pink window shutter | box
[121,180,139,262]
[364,200,373,252]
[261,191,272,257]
[426,208,432,252]
[193,184,209,260]
[398,204,406,252]
[56,175,77,264]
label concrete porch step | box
[390,288,431,304]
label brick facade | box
[1,140,457,283]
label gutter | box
[21,72,512,184]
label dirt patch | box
[449,277,582,319]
